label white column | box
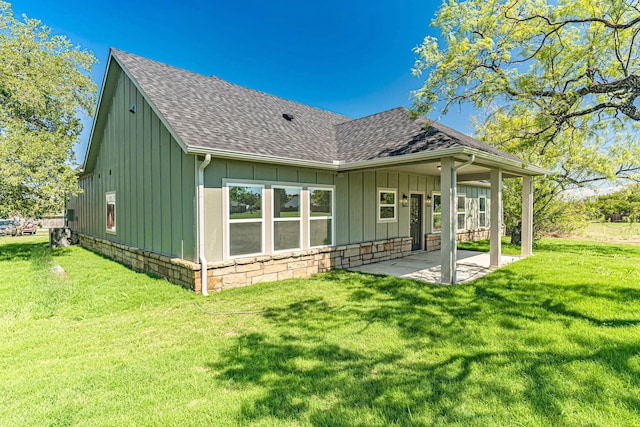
[440,157,457,284]
[490,168,502,269]
[521,175,533,257]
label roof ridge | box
[111,48,351,123]
[335,106,410,127]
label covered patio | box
[348,250,520,284]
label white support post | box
[521,175,533,258]
[440,157,457,284]
[490,168,502,269]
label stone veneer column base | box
[78,234,412,292]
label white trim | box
[308,187,335,249]
[105,191,116,234]
[83,53,116,170]
[457,193,467,231]
[478,195,487,229]
[432,191,441,234]
[186,145,548,177]
[377,188,397,223]
[226,183,265,259]
[222,177,332,188]
[272,185,302,253]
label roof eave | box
[81,50,118,172]
[187,145,548,177]
[186,146,339,170]
[338,147,548,177]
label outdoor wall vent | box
[282,113,294,121]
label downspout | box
[454,154,476,173]
[198,154,212,296]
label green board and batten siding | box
[74,68,197,261]
[70,65,490,265]
[202,162,490,262]
[202,160,337,262]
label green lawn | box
[576,222,640,243]
[1,235,639,426]
[457,236,521,255]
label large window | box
[273,186,301,251]
[432,193,466,231]
[228,184,263,257]
[378,189,397,222]
[479,196,487,228]
[309,188,333,247]
[432,193,441,232]
[457,195,466,230]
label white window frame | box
[308,186,334,248]
[457,194,467,231]
[106,191,116,234]
[431,193,466,232]
[432,192,441,233]
[377,188,397,223]
[479,195,487,228]
[226,183,265,258]
[272,185,302,253]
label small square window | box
[378,189,397,222]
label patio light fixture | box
[401,194,409,207]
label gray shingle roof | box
[336,107,519,162]
[112,49,349,163]
[111,49,520,165]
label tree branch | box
[506,13,640,30]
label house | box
[67,48,546,293]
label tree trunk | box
[510,221,522,245]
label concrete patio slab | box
[348,250,519,284]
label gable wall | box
[72,71,197,261]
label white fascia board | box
[467,149,549,176]
[188,145,548,177]
[187,146,339,170]
[337,147,464,171]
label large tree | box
[412,0,640,236]
[0,1,96,217]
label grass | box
[575,222,640,243]
[1,235,640,426]
[457,236,521,255]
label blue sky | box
[12,0,475,162]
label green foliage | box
[0,1,97,217]
[584,184,640,221]
[412,0,640,236]
[503,179,589,239]
[229,185,262,214]
[1,235,640,425]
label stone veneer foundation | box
[79,234,412,292]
